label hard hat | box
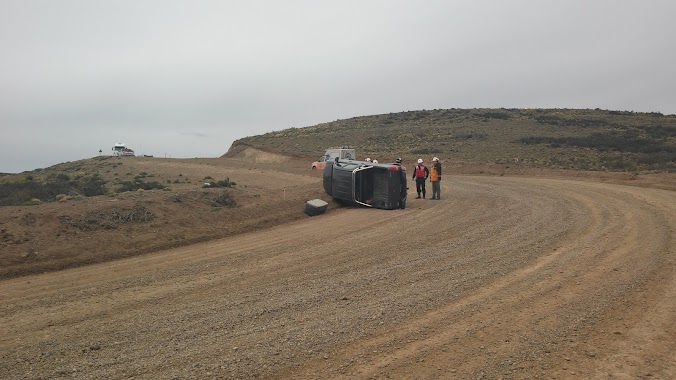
[365,157,371,162]
[372,159,378,164]
[417,158,423,164]
[433,157,439,162]
[395,157,402,164]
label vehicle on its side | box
[323,158,407,210]
[311,147,355,170]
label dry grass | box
[226,108,676,172]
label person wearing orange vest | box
[430,157,442,200]
[412,158,429,199]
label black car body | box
[323,159,407,209]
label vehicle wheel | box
[399,200,406,209]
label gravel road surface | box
[1,176,674,379]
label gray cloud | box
[179,131,210,138]
[1,0,675,172]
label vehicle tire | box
[399,199,406,209]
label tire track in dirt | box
[0,176,673,379]
[278,178,675,379]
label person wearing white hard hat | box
[430,157,442,200]
[365,157,372,162]
[372,159,378,164]
[412,158,429,199]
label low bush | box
[453,132,488,140]
[0,173,106,206]
[213,191,236,207]
[60,205,155,231]
[518,131,673,154]
[202,191,237,208]
[202,178,235,188]
[475,112,511,120]
[116,180,166,193]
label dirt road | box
[1,176,674,379]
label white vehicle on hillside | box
[112,143,135,157]
[311,147,355,170]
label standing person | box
[430,157,442,200]
[394,157,402,166]
[412,158,429,199]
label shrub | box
[454,132,488,140]
[77,174,106,196]
[518,131,673,154]
[600,156,640,172]
[475,112,510,120]
[116,180,165,193]
[209,191,237,207]
[0,173,107,205]
[203,178,234,188]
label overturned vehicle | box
[323,159,407,210]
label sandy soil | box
[1,156,674,379]
[0,155,329,279]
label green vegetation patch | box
[518,128,676,171]
[0,173,106,206]
[518,129,674,154]
[116,180,166,193]
[202,178,235,188]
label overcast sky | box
[1,0,674,173]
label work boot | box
[415,194,421,199]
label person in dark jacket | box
[430,157,442,200]
[412,158,429,199]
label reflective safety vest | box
[414,165,426,178]
[430,165,439,182]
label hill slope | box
[226,108,676,172]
